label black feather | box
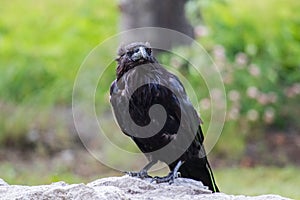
[110,42,219,192]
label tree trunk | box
[119,0,194,50]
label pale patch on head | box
[117,42,151,57]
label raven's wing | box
[110,79,132,136]
[110,63,218,192]
[110,63,203,156]
[162,73,205,157]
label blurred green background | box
[0,0,299,199]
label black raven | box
[110,42,219,192]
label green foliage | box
[0,0,299,172]
[188,0,300,133]
[170,0,300,161]
[0,0,119,105]
[0,0,119,149]
[200,0,300,84]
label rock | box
[0,176,291,200]
[0,178,8,186]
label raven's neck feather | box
[116,59,157,80]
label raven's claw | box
[152,171,181,184]
[152,160,183,184]
[123,170,152,179]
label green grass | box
[0,150,119,186]
[0,0,118,105]
[0,162,83,185]
[215,166,300,199]
[0,161,298,199]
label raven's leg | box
[124,160,157,179]
[153,160,184,184]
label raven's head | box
[116,42,156,80]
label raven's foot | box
[152,160,183,184]
[152,171,181,184]
[124,170,152,179]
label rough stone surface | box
[0,176,291,200]
[0,179,8,186]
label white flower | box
[213,45,225,61]
[170,57,181,69]
[292,83,300,95]
[228,90,240,102]
[223,73,233,85]
[200,98,211,110]
[284,83,300,98]
[247,86,259,99]
[235,52,248,66]
[227,107,240,121]
[248,64,261,77]
[268,92,278,103]
[264,107,275,124]
[257,93,269,105]
[284,87,294,98]
[210,88,223,100]
[247,109,259,121]
[194,25,209,37]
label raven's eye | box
[126,51,133,57]
[145,48,152,55]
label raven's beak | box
[139,46,148,60]
[131,46,150,61]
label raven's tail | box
[178,157,219,192]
